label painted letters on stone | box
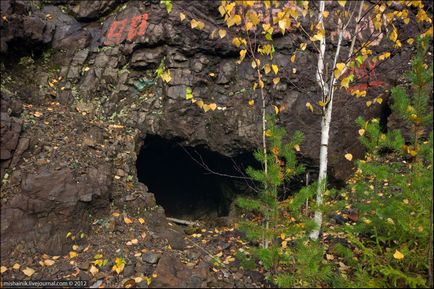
[104,13,149,45]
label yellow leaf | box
[218,29,227,39]
[290,54,296,63]
[69,251,77,258]
[344,153,353,161]
[246,10,259,25]
[300,43,307,51]
[322,11,329,18]
[340,76,351,89]
[209,103,217,111]
[259,79,264,89]
[375,97,383,104]
[34,111,43,117]
[1,266,7,274]
[232,37,241,47]
[138,218,145,224]
[238,49,247,64]
[280,233,285,240]
[272,77,280,85]
[274,105,279,114]
[318,100,327,107]
[265,130,272,137]
[281,240,288,248]
[338,0,346,7]
[22,267,35,277]
[89,265,99,276]
[124,217,133,224]
[390,27,398,43]
[161,70,171,83]
[248,99,254,106]
[358,129,365,136]
[294,144,301,152]
[179,12,186,22]
[393,250,404,260]
[264,64,271,74]
[306,102,314,112]
[271,64,278,75]
[43,259,55,266]
[191,19,205,30]
[366,100,372,107]
[196,100,204,109]
[12,263,20,270]
[112,212,120,217]
[407,38,414,45]
[203,104,211,112]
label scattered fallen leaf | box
[326,254,335,260]
[43,259,55,266]
[393,250,404,260]
[248,99,254,106]
[138,218,145,224]
[294,144,301,152]
[1,266,7,274]
[69,251,77,259]
[12,263,20,270]
[22,267,35,277]
[124,217,133,224]
[344,153,353,161]
[112,212,120,217]
[89,265,99,276]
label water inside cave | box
[136,135,258,220]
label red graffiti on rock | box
[104,13,149,45]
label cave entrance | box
[136,135,258,220]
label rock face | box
[0,0,425,258]
[1,0,416,179]
[1,165,112,255]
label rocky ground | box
[0,87,267,287]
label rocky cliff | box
[0,0,424,267]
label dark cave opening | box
[136,135,259,220]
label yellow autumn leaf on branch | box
[237,49,247,64]
[161,70,171,83]
[345,153,353,161]
[218,29,227,39]
[300,43,307,51]
[248,99,254,106]
[191,19,205,30]
[306,102,314,112]
[290,54,296,63]
[334,63,346,79]
[338,0,346,7]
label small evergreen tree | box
[340,35,433,288]
[236,116,332,287]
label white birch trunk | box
[310,0,364,240]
